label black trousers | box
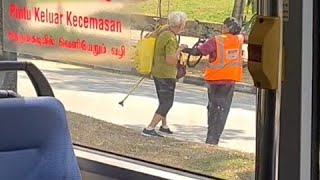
[153,77,176,118]
[206,83,235,144]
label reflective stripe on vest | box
[204,34,243,81]
[206,35,242,70]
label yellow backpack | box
[133,26,170,75]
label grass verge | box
[67,111,255,180]
[134,0,254,23]
[34,0,254,23]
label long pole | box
[255,0,283,180]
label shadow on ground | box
[123,124,255,145]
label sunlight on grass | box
[133,0,254,23]
[68,111,255,180]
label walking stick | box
[118,75,146,107]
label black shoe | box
[159,126,173,134]
[141,128,163,137]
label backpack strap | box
[157,28,173,37]
[146,26,174,39]
[151,28,178,65]
[156,27,178,46]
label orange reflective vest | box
[204,34,244,82]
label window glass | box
[5,0,257,179]
[313,0,320,177]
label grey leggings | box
[153,77,176,118]
[206,83,235,144]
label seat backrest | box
[0,97,81,180]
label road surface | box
[17,58,256,153]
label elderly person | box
[141,11,188,137]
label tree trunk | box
[232,0,247,24]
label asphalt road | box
[17,58,257,153]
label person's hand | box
[178,44,188,50]
[177,44,188,55]
[176,44,188,60]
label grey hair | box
[167,11,187,28]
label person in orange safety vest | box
[182,17,246,145]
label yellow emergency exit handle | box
[247,16,282,90]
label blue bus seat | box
[0,97,81,180]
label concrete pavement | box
[27,29,254,93]
[17,58,256,153]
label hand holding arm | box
[182,38,217,62]
[176,44,188,59]
[182,48,202,56]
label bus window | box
[4,0,257,179]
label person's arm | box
[165,38,179,65]
[182,38,217,62]
[182,48,202,56]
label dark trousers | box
[153,77,176,118]
[206,83,235,144]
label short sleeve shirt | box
[151,25,178,79]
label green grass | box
[68,111,255,180]
[32,0,253,24]
[134,0,254,23]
